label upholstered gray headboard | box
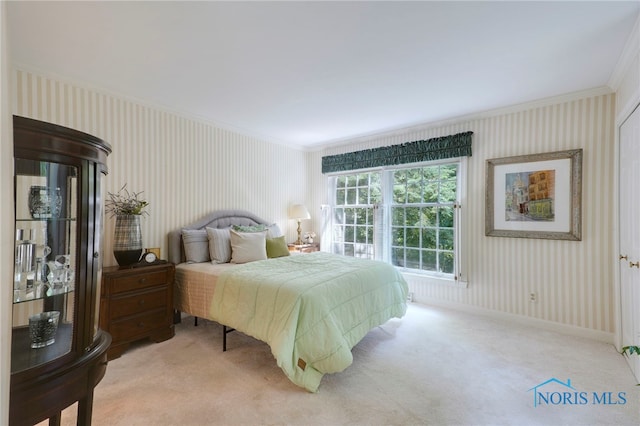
[168,209,273,265]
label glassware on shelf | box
[28,311,60,348]
[33,228,51,298]
[46,254,74,296]
[28,186,62,219]
[14,258,22,302]
[15,231,35,271]
[14,229,36,302]
[13,228,52,302]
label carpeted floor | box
[49,303,639,425]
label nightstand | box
[288,243,320,253]
[100,263,175,360]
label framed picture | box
[485,149,583,240]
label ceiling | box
[7,1,640,150]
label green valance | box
[322,131,473,174]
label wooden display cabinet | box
[10,116,112,425]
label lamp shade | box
[289,204,310,220]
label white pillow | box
[230,229,267,264]
[182,229,210,263]
[267,223,283,238]
[206,227,232,264]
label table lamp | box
[289,204,310,245]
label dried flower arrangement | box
[105,184,149,217]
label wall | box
[12,68,309,266]
[310,90,617,339]
[0,2,12,421]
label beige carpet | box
[48,303,639,425]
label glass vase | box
[113,215,143,266]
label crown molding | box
[311,86,614,152]
[609,12,640,91]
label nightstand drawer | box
[109,309,167,342]
[101,263,175,360]
[110,270,169,294]
[110,288,168,319]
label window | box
[390,163,458,274]
[331,173,380,258]
[328,159,464,280]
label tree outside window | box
[329,161,461,278]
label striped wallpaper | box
[11,67,618,339]
[12,68,309,267]
[310,92,617,338]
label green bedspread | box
[210,251,408,392]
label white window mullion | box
[381,169,394,263]
[324,176,338,251]
[454,201,461,280]
[327,159,465,284]
[320,204,331,253]
[373,203,384,261]
[455,157,468,284]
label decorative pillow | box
[206,227,232,264]
[231,223,282,238]
[266,235,290,259]
[230,229,267,264]
[266,223,283,238]
[231,224,267,233]
[182,229,210,263]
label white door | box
[619,104,640,380]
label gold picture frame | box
[485,149,582,240]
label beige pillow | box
[230,229,267,264]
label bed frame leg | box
[223,325,235,352]
[223,325,227,351]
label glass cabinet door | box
[12,159,78,373]
[10,115,112,425]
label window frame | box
[329,172,380,259]
[326,157,467,284]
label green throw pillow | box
[266,236,290,258]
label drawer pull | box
[138,278,147,284]
[138,322,145,328]
[138,299,145,305]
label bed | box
[168,210,408,392]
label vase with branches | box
[106,185,148,265]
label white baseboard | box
[415,297,615,345]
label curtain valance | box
[321,131,473,174]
